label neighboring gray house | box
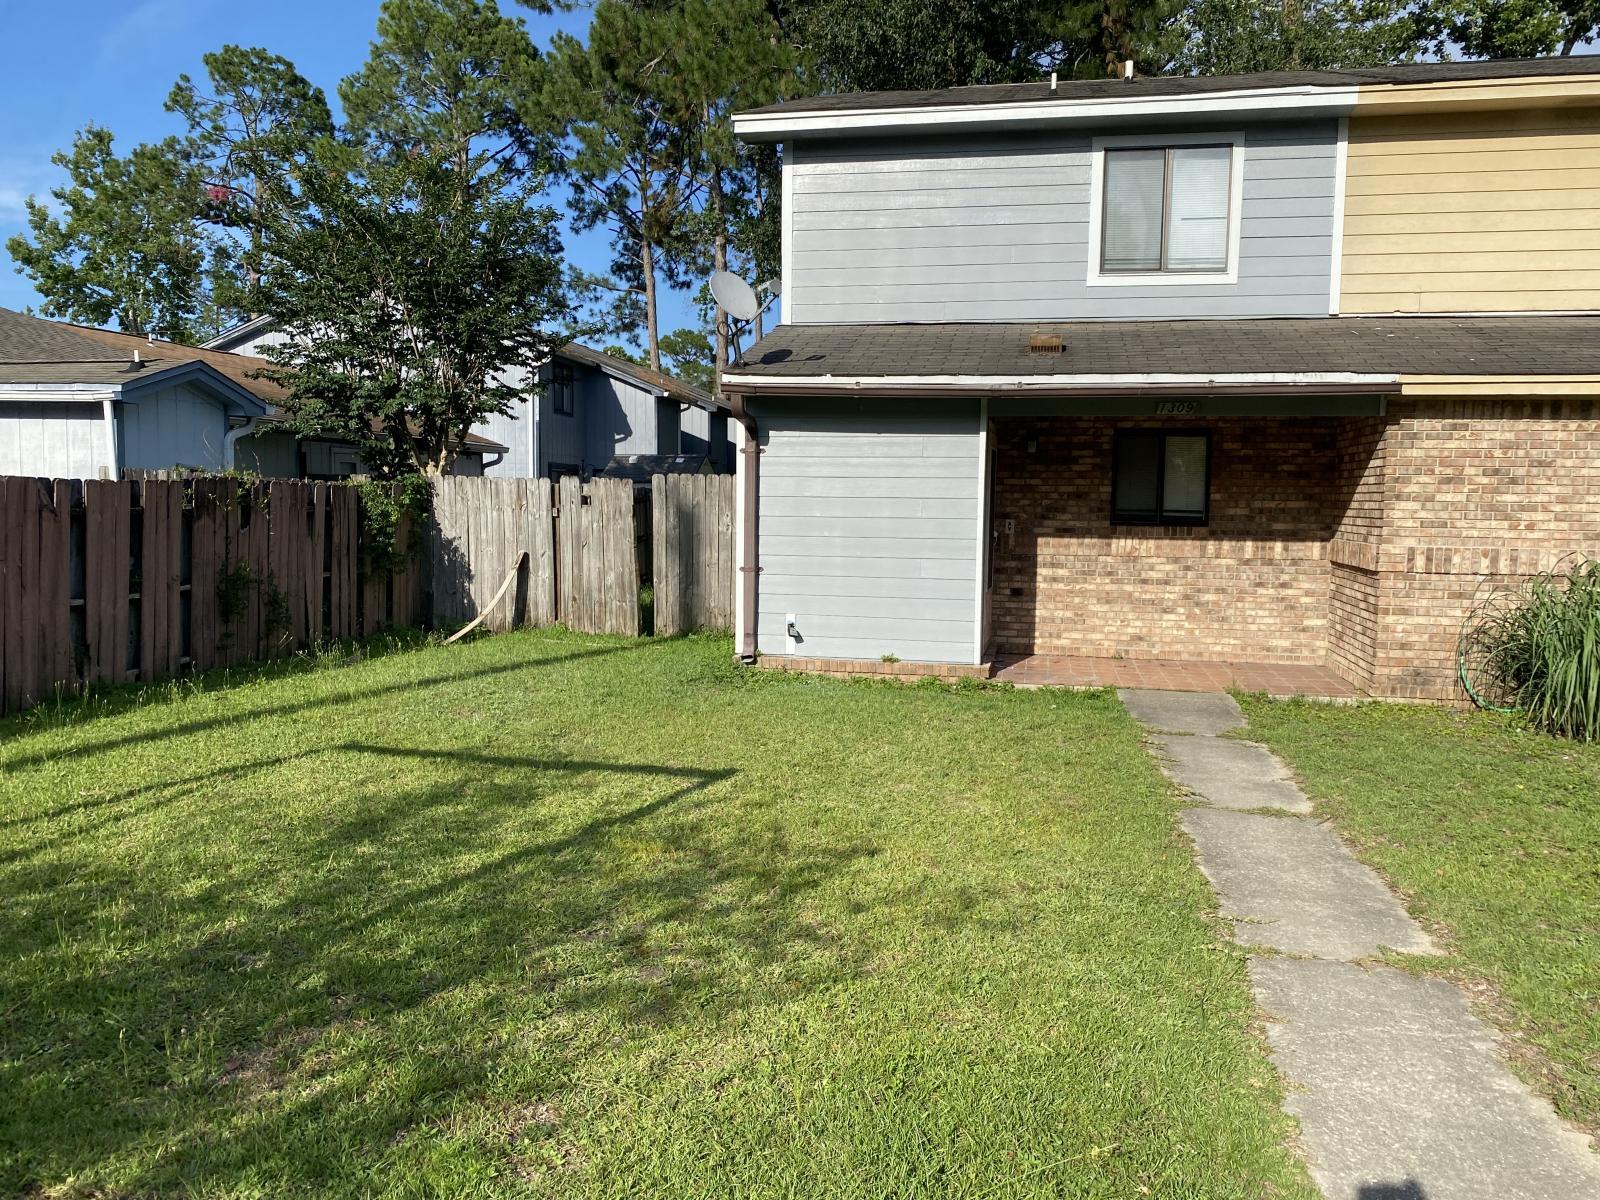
[720,56,1600,705]
[474,344,728,480]
[0,309,501,479]
[207,320,730,481]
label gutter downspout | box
[223,417,258,471]
[101,395,120,480]
[728,392,760,662]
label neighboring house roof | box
[558,342,721,410]
[202,315,721,412]
[738,54,1600,120]
[0,308,265,416]
[601,453,711,484]
[726,317,1600,387]
[200,313,274,352]
[0,309,506,453]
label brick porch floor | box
[990,653,1363,699]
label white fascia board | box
[719,371,1399,391]
[0,382,123,399]
[733,85,1361,141]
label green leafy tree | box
[167,46,334,304]
[658,326,716,391]
[340,0,543,171]
[254,142,567,477]
[779,0,1185,91]
[254,0,568,478]
[1431,0,1600,58]
[1177,0,1426,73]
[5,127,211,338]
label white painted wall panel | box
[0,399,112,478]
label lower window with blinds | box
[1112,430,1211,525]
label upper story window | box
[551,363,576,416]
[1088,135,1241,286]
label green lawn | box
[1239,697,1600,1132]
[1,630,1313,1199]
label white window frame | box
[1086,130,1245,287]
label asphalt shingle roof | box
[730,317,1600,380]
[740,54,1600,118]
[0,308,507,453]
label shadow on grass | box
[0,741,877,1195]
[0,636,665,774]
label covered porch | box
[981,392,1390,694]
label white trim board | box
[733,85,1360,141]
[1329,117,1349,315]
[1084,131,1245,289]
[780,142,795,326]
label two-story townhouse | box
[206,318,732,480]
[723,55,1600,703]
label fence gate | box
[651,474,734,635]
[556,475,639,636]
[431,476,556,633]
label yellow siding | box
[1340,107,1600,313]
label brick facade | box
[987,400,1600,701]
[989,417,1345,666]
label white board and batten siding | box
[786,120,1341,323]
[753,399,984,664]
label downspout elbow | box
[223,417,258,472]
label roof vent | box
[1123,59,1135,81]
[1028,333,1063,354]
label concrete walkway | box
[1121,688,1600,1200]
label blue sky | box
[0,0,696,342]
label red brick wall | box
[987,402,1600,701]
[989,418,1345,665]
[1370,397,1600,699]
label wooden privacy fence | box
[431,472,733,639]
[652,474,734,635]
[2,470,735,717]
[430,474,641,637]
[0,476,425,715]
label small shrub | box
[1460,559,1600,741]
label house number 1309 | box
[1154,400,1199,416]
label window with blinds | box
[1112,431,1210,525]
[1101,145,1232,275]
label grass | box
[0,630,1314,1199]
[1238,697,1600,1131]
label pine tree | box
[5,127,211,339]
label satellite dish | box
[710,270,759,321]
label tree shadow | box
[0,742,878,1195]
[0,636,664,773]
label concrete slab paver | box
[1150,733,1311,812]
[1181,807,1438,959]
[1116,688,1246,734]
[1250,956,1600,1200]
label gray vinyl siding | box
[236,429,301,478]
[585,371,661,468]
[788,120,1338,323]
[118,381,231,472]
[681,406,733,470]
[753,398,981,663]
[0,398,112,478]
